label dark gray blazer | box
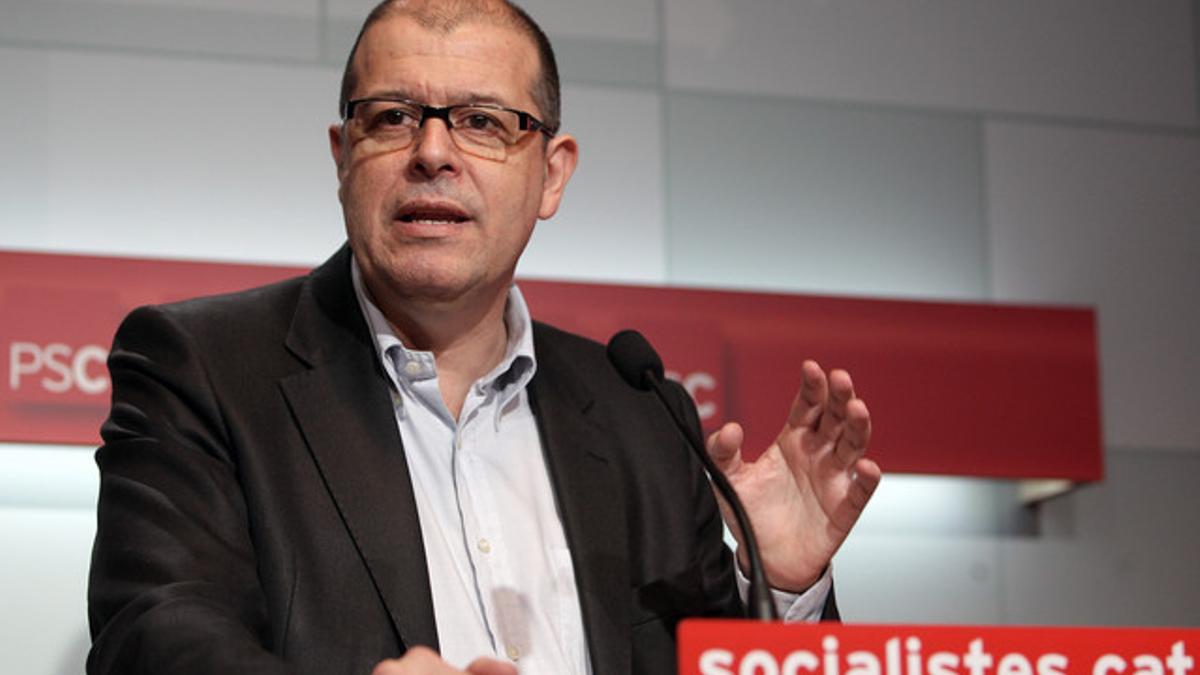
[87,245,833,675]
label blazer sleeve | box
[87,305,292,675]
[666,377,745,618]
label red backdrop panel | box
[0,250,1102,481]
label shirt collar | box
[350,255,537,422]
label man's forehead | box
[352,15,538,102]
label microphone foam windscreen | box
[606,329,664,391]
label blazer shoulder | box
[529,320,698,420]
[118,274,307,351]
[530,320,624,388]
[531,320,606,357]
[157,274,306,329]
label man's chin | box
[380,266,484,306]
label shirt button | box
[506,645,520,661]
[477,538,492,554]
[403,361,422,377]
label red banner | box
[0,249,1102,480]
[678,620,1197,675]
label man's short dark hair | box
[338,0,561,133]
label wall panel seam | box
[1193,0,1200,124]
[657,0,672,283]
[0,38,323,70]
[662,84,1200,138]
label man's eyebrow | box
[358,89,514,108]
[458,94,508,107]
[356,88,418,101]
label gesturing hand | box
[706,360,882,592]
[372,646,517,675]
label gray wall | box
[2,1,1198,673]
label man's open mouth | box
[396,203,471,224]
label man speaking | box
[86,1,881,673]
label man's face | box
[329,14,577,309]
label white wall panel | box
[507,0,657,43]
[70,0,313,14]
[666,92,986,299]
[835,533,1003,623]
[851,476,1029,537]
[0,47,345,265]
[0,506,95,675]
[665,0,1198,128]
[0,447,96,674]
[842,449,1200,625]
[986,122,1200,450]
[0,48,51,240]
[2,0,319,61]
[324,0,375,20]
[520,0,660,87]
[998,449,1200,625]
[0,445,98,510]
[518,85,666,283]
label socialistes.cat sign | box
[678,621,1195,675]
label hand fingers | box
[816,369,855,441]
[705,422,745,476]
[372,646,458,674]
[371,647,516,674]
[465,658,519,675]
[846,457,882,514]
[830,397,870,468]
[786,360,827,429]
[825,455,883,535]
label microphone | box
[606,330,778,621]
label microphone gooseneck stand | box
[606,329,778,621]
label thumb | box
[465,657,518,675]
[706,422,745,476]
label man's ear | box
[538,133,579,220]
[328,123,347,180]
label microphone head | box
[606,329,664,391]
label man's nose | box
[408,118,461,177]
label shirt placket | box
[454,385,523,664]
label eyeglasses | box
[342,97,557,161]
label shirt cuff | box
[733,562,833,623]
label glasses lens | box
[346,101,530,160]
[348,100,422,151]
[449,106,521,160]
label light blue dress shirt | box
[350,261,829,674]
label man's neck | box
[367,279,510,421]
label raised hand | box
[706,360,882,592]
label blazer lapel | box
[279,246,439,652]
[530,325,631,675]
